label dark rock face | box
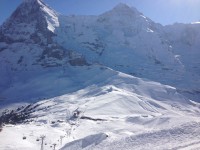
[0,102,53,126]
[69,57,88,66]
[0,104,37,126]
[8,0,43,24]
[0,0,88,68]
[0,0,54,45]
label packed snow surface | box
[0,66,200,150]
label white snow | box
[0,1,200,150]
[60,133,108,150]
[0,66,200,149]
[191,21,200,24]
[39,1,60,32]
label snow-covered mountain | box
[164,23,200,100]
[0,0,87,68]
[0,0,199,101]
[0,0,200,149]
[56,3,184,86]
[1,68,200,150]
[0,0,87,98]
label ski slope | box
[0,0,200,149]
[0,66,200,150]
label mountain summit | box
[0,0,59,44]
[12,0,58,26]
[0,1,200,149]
[99,3,142,21]
[0,0,86,76]
[112,3,141,15]
[112,3,134,11]
[0,1,199,102]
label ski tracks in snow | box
[90,122,200,150]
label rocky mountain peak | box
[113,3,130,10]
[23,0,42,3]
[10,0,44,22]
[110,3,141,16]
[0,0,59,44]
[7,0,58,27]
[97,3,145,24]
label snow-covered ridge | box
[0,1,200,149]
[37,0,60,32]
[0,0,199,100]
[0,66,200,149]
[54,3,198,99]
[0,65,200,150]
[0,0,199,101]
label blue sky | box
[0,0,200,25]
